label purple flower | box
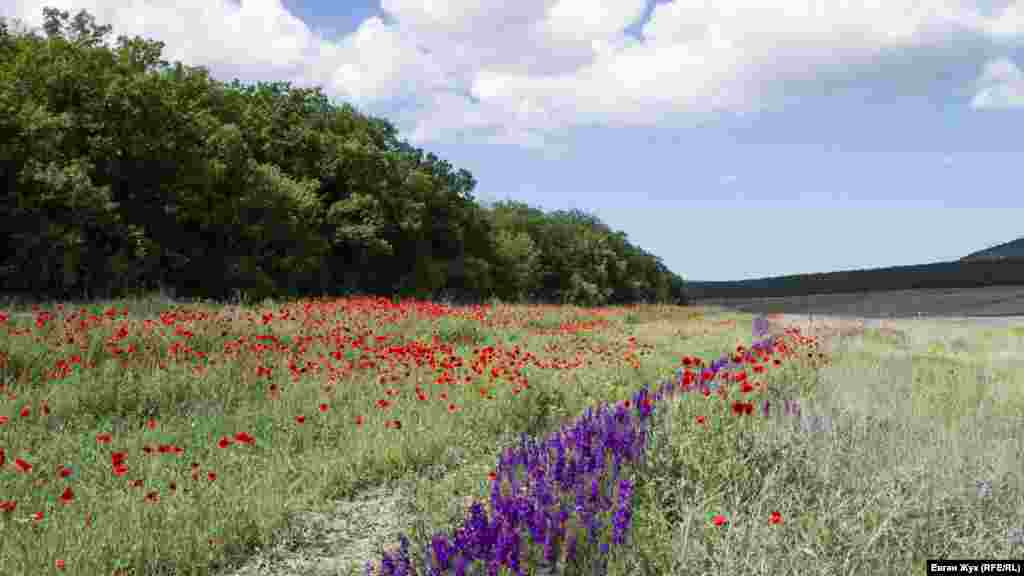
[526,506,548,545]
[565,532,578,563]
[430,534,454,573]
[396,534,412,575]
[494,518,523,575]
[370,332,782,575]
[612,481,634,545]
[585,508,603,544]
[542,526,559,567]
[753,316,770,338]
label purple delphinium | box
[429,534,455,574]
[531,464,556,511]
[451,504,489,565]
[493,517,523,576]
[591,474,613,515]
[611,478,634,546]
[565,532,578,564]
[574,471,589,516]
[585,507,604,548]
[378,551,398,576]
[542,524,560,567]
[525,505,548,546]
[753,315,770,339]
[398,535,414,575]
[366,334,784,575]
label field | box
[1,292,1022,575]
[694,284,1024,318]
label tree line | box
[0,7,689,308]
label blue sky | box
[5,1,1023,281]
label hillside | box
[685,236,1024,301]
[960,237,1024,262]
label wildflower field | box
[1,293,1022,575]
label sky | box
[3,1,1023,282]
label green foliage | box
[501,381,572,439]
[492,229,542,302]
[422,317,490,348]
[0,6,689,309]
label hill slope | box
[961,237,1024,261]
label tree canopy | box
[0,7,690,307]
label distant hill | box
[686,236,1024,287]
[684,236,1024,301]
[960,237,1024,262]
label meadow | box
[1,292,1022,575]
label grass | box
[0,292,1022,575]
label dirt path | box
[761,312,1024,354]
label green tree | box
[1,6,689,308]
[492,229,542,302]
[0,9,126,298]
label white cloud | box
[5,0,1023,149]
[542,0,646,44]
[318,16,451,103]
[980,0,1024,38]
[8,0,312,71]
[970,56,1024,108]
